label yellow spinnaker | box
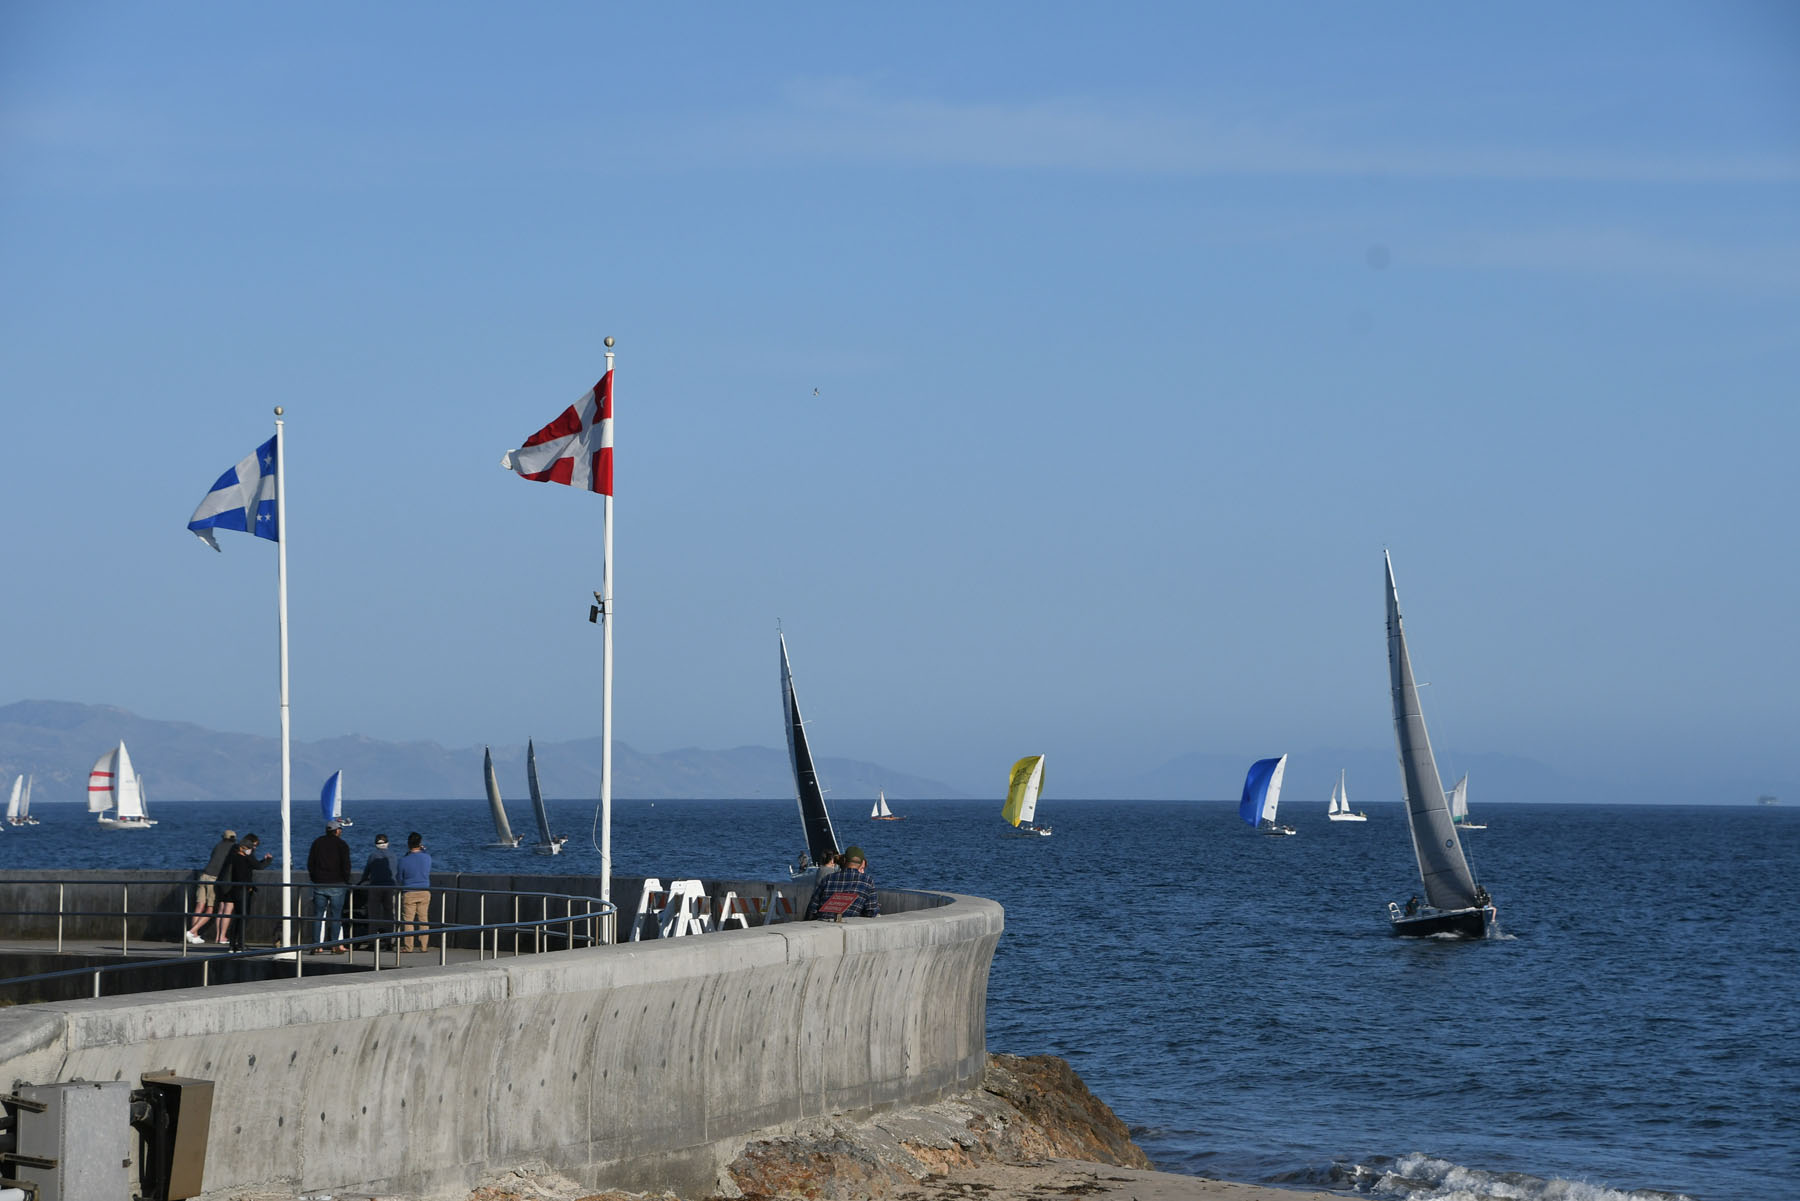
[1003,755,1046,826]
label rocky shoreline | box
[458,1054,1335,1201]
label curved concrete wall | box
[0,888,1002,1200]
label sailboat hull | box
[1389,904,1496,939]
[1327,812,1368,822]
[1000,824,1052,838]
[96,815,158,830]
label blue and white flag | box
[188,437,278,550]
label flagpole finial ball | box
[604,336,614,348]
[274,406,284,416]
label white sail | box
[484,748,517,845]
[113,743,146,819]
[1448,774,1469,821]
[1261,755,1287,824]
[1328,771,1343,815]
[876,791,893,818]
[6,776,20,821]
[19,776,30,820]
[88,745,119,812]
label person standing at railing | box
[397,832,433,952]
[306,822,352,953]
[184,828,238,945]
[356,832,400,945]
[215,835,263,950]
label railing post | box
[57,882,65,952]
[93,969,101,998]
[121,884,129,956]
[513,896,521,957]
[479,896,486,960]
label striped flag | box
[188,437,278,550]
[501,371,613,495]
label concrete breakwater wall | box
[0,871,1002,1200]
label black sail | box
[780,632,840,864]
[1386,552,1481,911]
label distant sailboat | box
[320,769,352,827]
[781,631,841,875]
[1001,754,1052,837]
[1239,754,1296,835]
[1448,774,1484,829]
[870,790,904,821]
[6,775,35,826]
[527,739,567,854]
[1327,769,1367,822]
[1384,552,1496,938]
[484,747,523,847]
[89,741,157,830]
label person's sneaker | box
[183,930,202,944]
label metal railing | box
[0,877,616,1002]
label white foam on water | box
[1344,1152,1693,1201]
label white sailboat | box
[870,790,904,821]
[89,741,158,830]
[484,747,523,847]
[6,775,36,826]
[781,631,842,874]
[1384,552,1496,938]
[527,739,567,855]
[1239,754,1296,835]
[319,769,352,827]
[1327,769,1367,822]
[1001,754,1052,837]
[1448,774,1484,829]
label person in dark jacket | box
[356,833,401,944]
[215,835,262,951]
[184,828,238,944]
[306,823,353,952]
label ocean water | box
[4,797,1795,1201]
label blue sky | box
[3,3,1796,802]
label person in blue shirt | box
[396,832,434,952]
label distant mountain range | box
[7,699,1741,807]
[0,700,965,804]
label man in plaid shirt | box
[805,847,880,920]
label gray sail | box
[1385,552,1480,911]
[528,739,554,846]
[780,632,840,863]
[483,747,516,845]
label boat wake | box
[1310,1152,1694,1201]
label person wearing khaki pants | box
[396,831,434,952]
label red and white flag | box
[501,370,613,495]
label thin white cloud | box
[1411,225,1800,291]
[681,77,1800,186]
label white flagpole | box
[600,337,615,926]
[274,406,294,948]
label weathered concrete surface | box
[0,888,1000,1201]
[451,1054,1332,1201]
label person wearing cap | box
[803,846,880,921]
[356,833,400,945]
[306,822,353,953]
